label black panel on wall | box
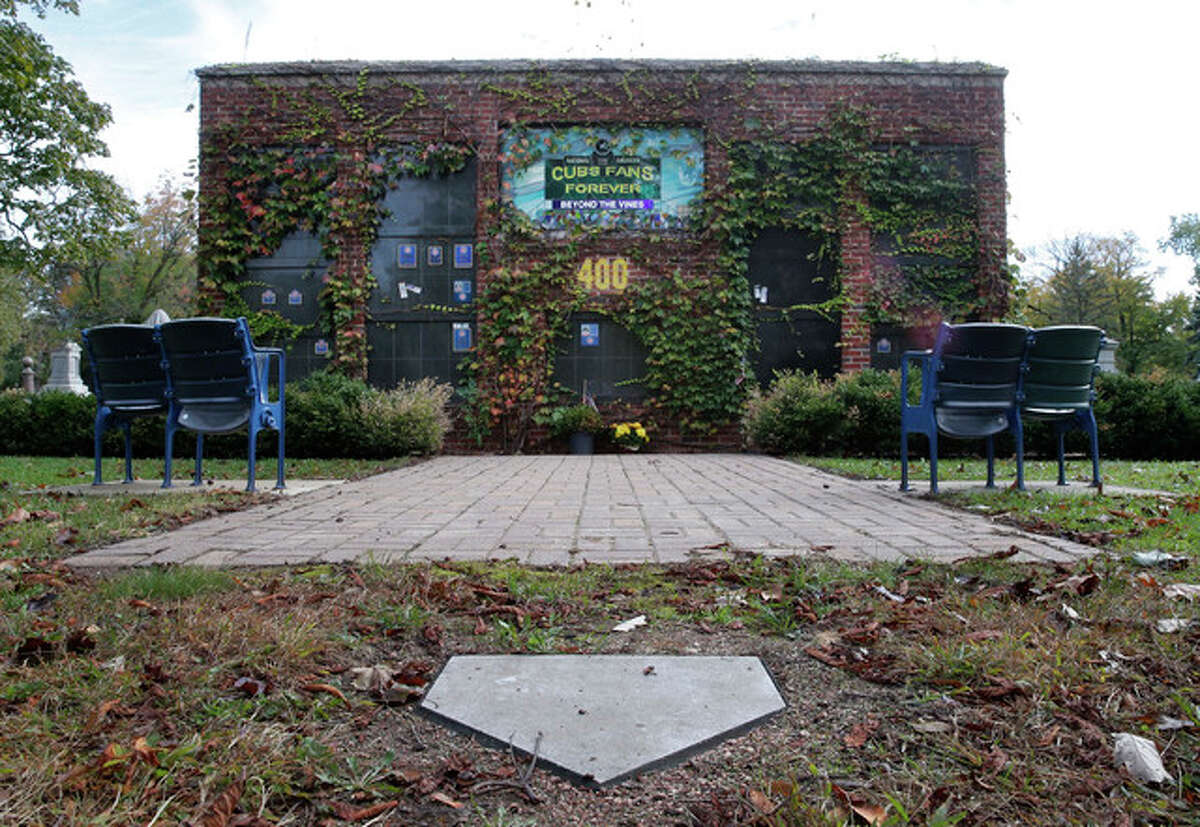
[367,160,477,386]
[552,313,647,402]
[243,230,333,381]
[748,228,840,385]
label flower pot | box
[568,431,595,455]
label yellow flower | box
[614,424,630,438]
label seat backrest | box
[81,324,166,409]
[935,322,1028,409]
[158,317,254,405]
[1024,325,1103,411]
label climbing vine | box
[199,67,473,376]
[200,64,1007,447]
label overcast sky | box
[23,0,1200,297]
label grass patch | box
[800,455,1200,493]
[0,455,409,562]
[0,454,409,489]
[96,567,235,602]
[0,554,1193,824]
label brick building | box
[196,59,1006,448]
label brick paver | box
[67,455,1098,569]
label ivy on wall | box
[199,67,1007,449]
[199,67,472,376]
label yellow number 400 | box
[577,257,630,292]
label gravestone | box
[42,342,89,395]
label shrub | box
[745,368,1200,461]
[832,369,902,457]
[358,379,454,457]
[285,371,373,458]
[1091,372,1200,460]
[0,370,454,461]
[744,372,845,455]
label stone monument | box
[42,342,90,395]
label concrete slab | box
[68,455,1106,568]
[419,654,785,787]
[40,479,343,498]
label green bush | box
[744,372,845,455]
[832,369,902,456]
[0,371,454,460]
[745,368,1200,461]
[285,371,373,457]
[358,379,453,457]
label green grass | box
[797,455,1200,559]
[0,455,409,490]
[96,567,235,602]
[0,555,1195,824]
[798,455,1200,494]
[0,455,409,562]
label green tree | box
[1023,235,1114,327]
[1,1,79,17]
[1023,232,1190,375]
[0,11,132,283]
[56,176,197,328]
[1163,213,1200,374]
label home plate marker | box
[419,655,786,787]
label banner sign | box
[501,127,703,231]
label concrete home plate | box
[419,655,785,787]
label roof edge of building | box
[196,58,1006,80]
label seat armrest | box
[252,347,286,405]
[900,349,934,408]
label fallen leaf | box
[2,507,31,525]
[473,615,489,635]
[421,623,444,645]
[851,801,887,826]
[1113,732,1172,784]
[119,498,148,512]
[1155,618,1192,634]
[1163,583,1200,601]
[1156,716,1194,731]
[128,598,161,614]
[873,584,905,603]
[85,698,133,732]
[302,683,349,706]
[193,773,246,827]
[747,788,776,815]
[25,591,57,614]
[52,526,79,546]
[844,719,879,748]
[613,614,647,632]
[429,791,463,809]
[132,736,159,767]
[15,636,55,664]
[1059,603,1082,622]
[233,676,270,696]
[1131,551,1189,570]
[911,720,953,734]
[349,665,394,692]
[964,629,1004,642]
[759,583,783,602]
[331,800,399,821]
[65,628,96,654]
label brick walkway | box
[67,455,1098,569]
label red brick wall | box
[197,60,1006,446]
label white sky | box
[23,0,1200,297]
